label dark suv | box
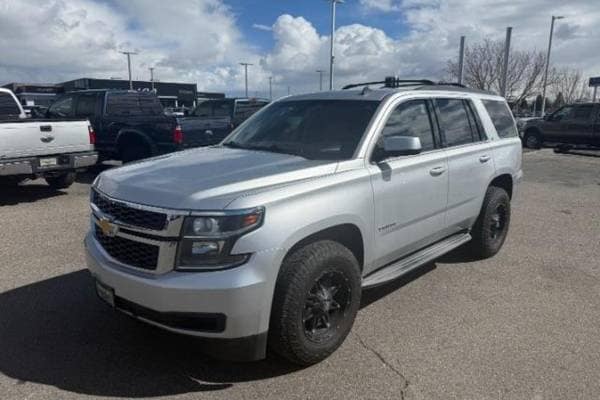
[47,90,211,162]
[522,103,600,149]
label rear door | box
[434,97,496,233]
[542,105,573,143]
[368,98,449,267]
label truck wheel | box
[269,240,361,366]
[119,141,151,163]
[523,130,542,149]
[468,186,511,259]
[45,172,76,189]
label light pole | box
[240,62,253,98]
[500,27,512,98]
[327,0,343,91]
[457,36,465,85]
[541,15,564,116]
[268,76,273,99]
[120,51,138,90]
[316,69,325,91]
[149,67,155,91]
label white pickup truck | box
[0,88,97,189]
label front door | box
[368,99,449,270]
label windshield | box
[222,100,379,160]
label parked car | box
[0,88,97,188]
[47,90,214,162]
[178,97,270,144]
[521,103,600,149]
[85,79,522,365]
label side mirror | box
[381,135,422,158]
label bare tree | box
[550,68,584,104]
[446,38,549,104]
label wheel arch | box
[282,223,365,272]
[488,173,513,199]
[116,129,156,154]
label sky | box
[0,0,599,98]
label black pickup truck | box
[47,90,218,162]
[522,103,600,149]
[178,97,269,142]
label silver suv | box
[86,79,522,365]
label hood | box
[95,146,337,210]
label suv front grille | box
[92,189,167,231]
[94,225,159,270]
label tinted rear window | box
[482,100,518,138]
[106,92,163,116]
[0,92,21,118]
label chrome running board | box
[362,232,472,289]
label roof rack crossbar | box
[342,77,436,90]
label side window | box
[139,95,163,115]
[74,94,98,117]
[193,101,213,117]
[482,99,518,138]
[213,101,233,117]
[435,98,476,147]
[552,106,573,121]
[571,105,593,121]
[0,92,21,118]
[380,100,436,152]
[48,96,73,117]
[106,93,142,116]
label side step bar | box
[362,232,472,289]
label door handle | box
[479,155,491,163]
[40,125,52,132]
[205,130,214,136]
[429,166,446,176]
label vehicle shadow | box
[0,183,67,206]
[0,270,300,397]
[76,162,120,184]
[557,150,600,158]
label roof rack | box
[436,82,467,88]
[342,77,435,90]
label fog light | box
[191,241,220,255]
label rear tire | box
[45,172,76,189]
[468,186,511,259]
[523,130,542,149]
[269,240,361,366]
[119,139,152,163]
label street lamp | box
[120,51,138,90]
[149,67,155,91]
[316,69,325,91]
[240,62,253,98]
[327,0,343,91]
[541,15,564,116]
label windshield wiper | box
[223,142,310,159]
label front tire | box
[468,186,511,259]
[45,172,76,189]
[269,240,361,366]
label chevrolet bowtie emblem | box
[98,217,118,237]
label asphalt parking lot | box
[1,149,599,400]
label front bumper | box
[85,232,282,360]
[0,151,98,176]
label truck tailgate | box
[0,119,93,159]
[178,117,232,147]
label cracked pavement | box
[0,148,599,399]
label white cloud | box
[359,0,400,12]
[252,23,272,31]
[0,0,599,98]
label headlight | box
[176,207,264,271]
